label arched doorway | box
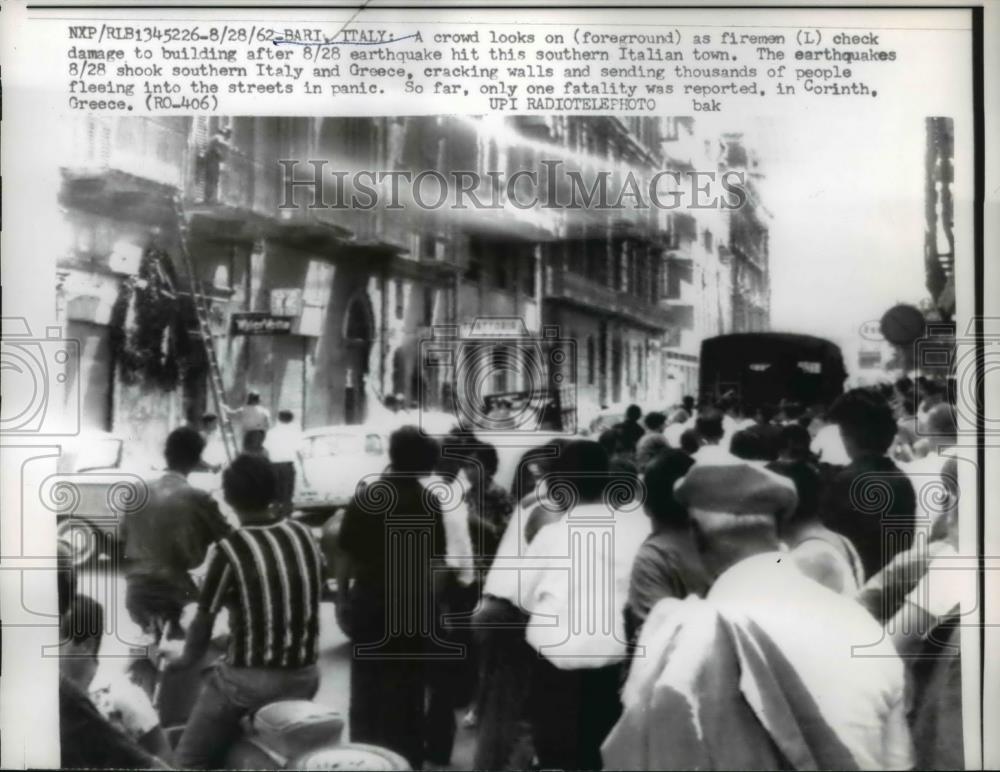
[343,292,374,424]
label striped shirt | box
[198,519,323,669]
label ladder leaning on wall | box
[171,193,239,464]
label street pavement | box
[80,560,478,769]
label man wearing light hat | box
[676,409,798,525]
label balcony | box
[61,117,190,223]
[543,267,672,331]
[265,207,353,253]
[729,212,768,271]
[66,117,189,189]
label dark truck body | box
[699,332,848,410]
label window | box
[423,286,435,327]
[364,434,384,455]
[496,259,509,290]
[420,235,438,260]
[395,279,404,320]
[662,117,679,142]
[703,229,714,252]
[303,259,334,305]
[493,344,510,392]
[587,337,596,385]
[522,254,537,296]
[212,264,231,292]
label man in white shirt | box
[812,418,852,466]
[520,439,649,770]
[266,409,300,513]
[228,391,271,443]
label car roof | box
[302,425,390,438]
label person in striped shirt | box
[163,454,324,769]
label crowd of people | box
[56,375,964,770]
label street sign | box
[467,317,530,338]
[858,350,882,369]
[230,313,295,336]
[859,320,885,342]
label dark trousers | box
[530,658,624,771]
[473,598,535,771]
[348,592,461,769]
[351,654,461,770]
[272,461,296,514]
[175,661,319,769]
[124,572,193,637]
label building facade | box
[56,114,771,451]
[722,133,771,334]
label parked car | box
[583,403,632,436]
[292,425,392,525]
[53,432,159,567]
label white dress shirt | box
[266,422,300,463]
[523,504,651,669]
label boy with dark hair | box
[642,411,667,433]
[124,427,231,638]
[635,411,669,468]
[679,428,702,456]
[768,425,864,594]
[625,449,707,649]
[820,389,917,578]
[694,408,725,446]
[729,429,771,462]
[165,454,323,769]
[742,403,782,460]
[615,404,645,453]
[681,395,696,419]
[464,440,513,567]
[598,426,640,478]
[164,425,206,470]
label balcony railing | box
[543,267,672,331]
[67,117,189,190]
